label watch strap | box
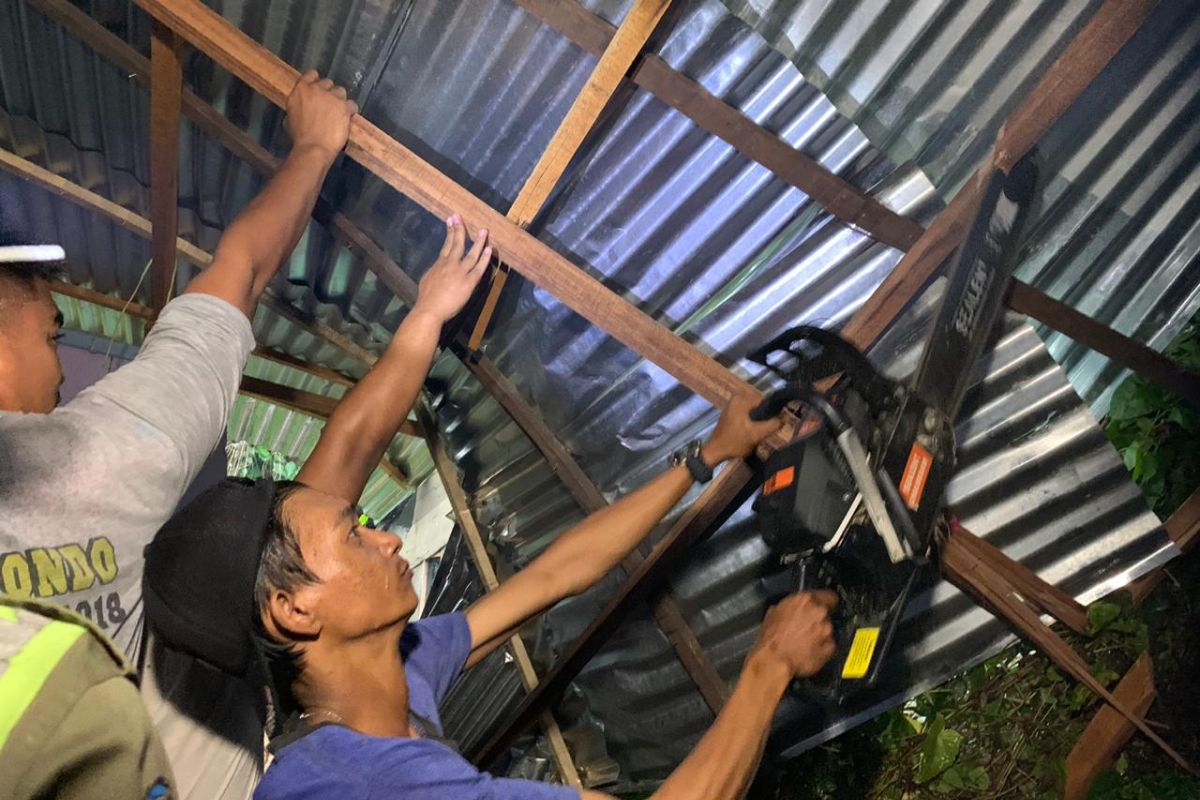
[682,441,713,484]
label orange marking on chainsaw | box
[763,466,795,496]
[899,442,933,510]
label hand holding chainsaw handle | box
[703,394,783,463]
[750,590,839,679]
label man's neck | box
[298,627,411,738]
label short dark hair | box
[0,260,62,288]
[252,481,318,722]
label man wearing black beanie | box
[145,260,836,799]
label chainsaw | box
[750,152,1040,703]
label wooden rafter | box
[131,0,754,408]
[149,18,183,311]
[1008,280,1200,406]
[50,279,155,321]
[51,278,359,391]
[249,346,354,387]
[417,399,582,789]
[467,0,674,350]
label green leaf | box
[1167,404,1199,434]
[937,764,989,791]
[916,715,962,783]
[1087,600,1123,634]
[1109,379,1155,421]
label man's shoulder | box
[400,613,469,660]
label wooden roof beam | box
[131,0,755,408]
[1063,653,1156,800]
[467,0,675,350]
[149,19,183,311]
[239,374,422,440]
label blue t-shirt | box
[254,613,579,800]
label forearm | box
[545,444,720,595]
[297,308,441,502]
[652,652,790,800]
[212,145,335,307]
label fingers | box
[332,85,348,100]
[300,68,318,84]
[439,215,460,258]
[465,229,489,269]
[317,77,335,91]
[448,215,466,259]
[807,589,840,610]
[476,247,493,273]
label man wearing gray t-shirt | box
[0,70,357,800]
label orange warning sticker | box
[899,442,934,510]
[763,466,795,496]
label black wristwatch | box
[671,440,714,484]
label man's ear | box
[266,584,322,639]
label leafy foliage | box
[1103,321,1200,517]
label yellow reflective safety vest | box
[0,594,175,800]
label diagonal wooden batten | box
[1063,653,1156,800]
[1008,279,1200,407]
[467,0,674,350]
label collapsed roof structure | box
[2,0,1198,790]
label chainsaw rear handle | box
[750,386,850,434]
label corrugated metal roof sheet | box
[0,0,1192,790]
[718,0,1200,411]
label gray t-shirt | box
[0,292,260,799]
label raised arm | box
[184,71,357,317]
[613,591,837,800]
[297,216,490,503]
[464,395,782,665]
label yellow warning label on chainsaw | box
[841,627,880,680]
